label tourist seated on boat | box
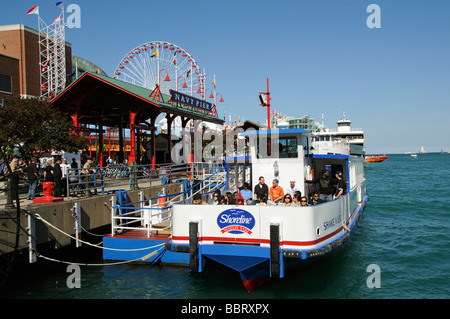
[225,192,234,205]
[292,192,301,205]
[193,193,208,205]
[304,169,337,202]
[269,179,284,204]
[286,179,300,197]
[217,195,226,205]
[233,191,245,205]
[210,190,221,205]
[309,191,325,205]
[252,176,269,205]
[257,196,268,206]
[279,194,297,206]
[300,196,309,206]
[210,193,219,205]
[240,183,253,202]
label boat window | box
[257,136,298,158]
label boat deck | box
[104,227,171,241]
[102,226,189,265]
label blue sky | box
[2,0,450,153]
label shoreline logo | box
[217,209,255,235]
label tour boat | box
[165,127,368,291]
[104,120,369,291]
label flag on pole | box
[26,6,39,15]
[95,68,99,74]
[173,52,177,65]
[151,50,158,58]
[186,69,191,78]
[212,74,216,89]
[56,1,64,9]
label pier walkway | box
[0,163,188,264]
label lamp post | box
[214,93,224,117]
[192,82,202,97]
[177,76,188,91]
[158,68,170,88]
[259,78,271,130]
[205,88,214,100]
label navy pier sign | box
[169,89,213,112]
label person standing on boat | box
[304,169,337,202]
[269,179,284,204]
[252,176,269,204]
[334,171,348,199]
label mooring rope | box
[35,246,166,267]
[72,213,105,238]
[33,213,165,252]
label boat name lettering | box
[217,209,255,235]
[220,214,252,225]
[323,214,342,231]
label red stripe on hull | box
[172,227,343,247]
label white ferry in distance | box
[311,112,365,156]
[104,115,369,291]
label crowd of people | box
[193,170,347,207]
[0,155,88,200]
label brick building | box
[0,24,72,100]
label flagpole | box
[267,78,270,130]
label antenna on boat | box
[259,78,271,130]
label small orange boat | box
[365,155,388,163]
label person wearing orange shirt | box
[269,179,284,204]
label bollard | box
[33,182,64,203]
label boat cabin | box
[243,128,352,198]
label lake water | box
[1,153,449,305]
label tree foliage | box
[0,97,87,160]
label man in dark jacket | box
[53,158,63,197]
[252,176,269,204]
[26,157,39,200]
[334,171,348,199]
[305,169,338,202]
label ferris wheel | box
[113,41,204,96]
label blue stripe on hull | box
[102,237,189,265]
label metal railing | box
[109,163,229,237]
[65,162,192,201]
